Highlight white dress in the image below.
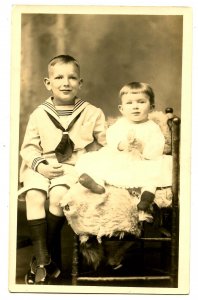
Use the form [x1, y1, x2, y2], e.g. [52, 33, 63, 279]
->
[75, 118, 172, 189]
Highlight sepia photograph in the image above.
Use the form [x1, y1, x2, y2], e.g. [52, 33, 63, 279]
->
[8, 5, 192, 294]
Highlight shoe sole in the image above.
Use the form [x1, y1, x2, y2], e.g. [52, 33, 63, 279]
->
[25, 272, 35, 284]
[25, 261, 61, 284]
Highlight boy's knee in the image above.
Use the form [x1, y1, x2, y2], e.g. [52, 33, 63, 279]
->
[25, 190, 46, 212]
[26, 189, 46, 202]
[49, 186, 68, 206]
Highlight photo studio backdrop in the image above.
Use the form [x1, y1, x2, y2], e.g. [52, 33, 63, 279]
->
[19, 13, 183, 146]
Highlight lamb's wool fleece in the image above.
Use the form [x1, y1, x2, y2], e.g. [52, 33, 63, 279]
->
[61, 183, 142, 243]
[155, 187, 172, 208]
[148, 111, 172, 154]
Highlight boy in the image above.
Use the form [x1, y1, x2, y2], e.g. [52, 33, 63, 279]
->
[18, 55, 106, 284]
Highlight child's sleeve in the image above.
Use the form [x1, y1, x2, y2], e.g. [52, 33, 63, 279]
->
[143, 124, 165, 160]
[20, 113, 47, 171]
[92, 109, 107, 146]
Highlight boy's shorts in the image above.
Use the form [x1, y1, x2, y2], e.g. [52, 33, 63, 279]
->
[18, 164, 78, 200]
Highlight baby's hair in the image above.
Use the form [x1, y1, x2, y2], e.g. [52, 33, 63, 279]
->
[48, 54, 80, 74]
[119, 82, 155, 106]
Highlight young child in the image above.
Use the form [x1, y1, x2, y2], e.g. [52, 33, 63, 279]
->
[18, 54, 106, 284]
[76, 82, 172, 212]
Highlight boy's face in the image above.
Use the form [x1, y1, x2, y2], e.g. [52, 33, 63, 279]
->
[44, 62, 83, 105]
[118, 92, 152, 123]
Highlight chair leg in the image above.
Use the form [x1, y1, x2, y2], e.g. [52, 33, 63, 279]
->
[170, 206, 179, 287]
[72, 234, 79, 285]
[170, 117, 180, 287]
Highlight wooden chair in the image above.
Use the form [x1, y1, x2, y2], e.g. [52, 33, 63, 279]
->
[71, 108, 180, 287]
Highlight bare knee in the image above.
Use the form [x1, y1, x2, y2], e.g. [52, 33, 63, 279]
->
[49, 186, 68, 206]
[26, 189, 46, 204]
[26, 189, 46, 220]
[49, 186, 68, 216]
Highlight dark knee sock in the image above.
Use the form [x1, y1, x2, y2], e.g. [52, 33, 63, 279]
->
[28, 218, 50, 266]
[47, 211, 65, 269]
[137, 191, 155, 211]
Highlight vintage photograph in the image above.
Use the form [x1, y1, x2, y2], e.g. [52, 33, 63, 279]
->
[9, 5, 192, 294]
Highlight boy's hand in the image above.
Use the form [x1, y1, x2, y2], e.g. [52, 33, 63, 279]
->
[37, 163, 64, 179]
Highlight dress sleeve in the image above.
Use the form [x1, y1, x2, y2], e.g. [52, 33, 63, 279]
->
[143, 123, 165, 159]
[20, 112, 47, 170]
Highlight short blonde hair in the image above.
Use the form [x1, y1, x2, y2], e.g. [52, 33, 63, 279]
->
[119, 82, 155, 106]
[48, 54, 80, 75]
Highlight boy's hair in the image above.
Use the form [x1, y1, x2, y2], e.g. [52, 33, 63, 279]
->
[119, 82, 155, 106]
[48, 54, 80, 74]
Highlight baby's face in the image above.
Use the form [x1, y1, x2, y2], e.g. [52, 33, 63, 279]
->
[118, 93, 152, 123]
[45, 62, 82, 105]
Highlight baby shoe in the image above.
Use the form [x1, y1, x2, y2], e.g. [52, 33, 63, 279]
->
[79, 173, 105, 194]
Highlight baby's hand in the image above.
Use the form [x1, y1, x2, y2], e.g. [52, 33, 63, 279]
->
[117, 128, 134, 151]
[126, 129, 136, 151]
[118, 138, 143, 154]
[118, 139, 134, 152]
[37, 163, 64, 179]
[131, 138, 143, 153]
[127, 129, 135, 143]
[118, 139, 129, 151]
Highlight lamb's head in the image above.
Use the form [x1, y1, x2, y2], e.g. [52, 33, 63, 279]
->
[60, 193, 80, 218]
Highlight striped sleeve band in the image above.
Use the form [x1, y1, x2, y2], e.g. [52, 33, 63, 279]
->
[31, 157, 48, 171]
